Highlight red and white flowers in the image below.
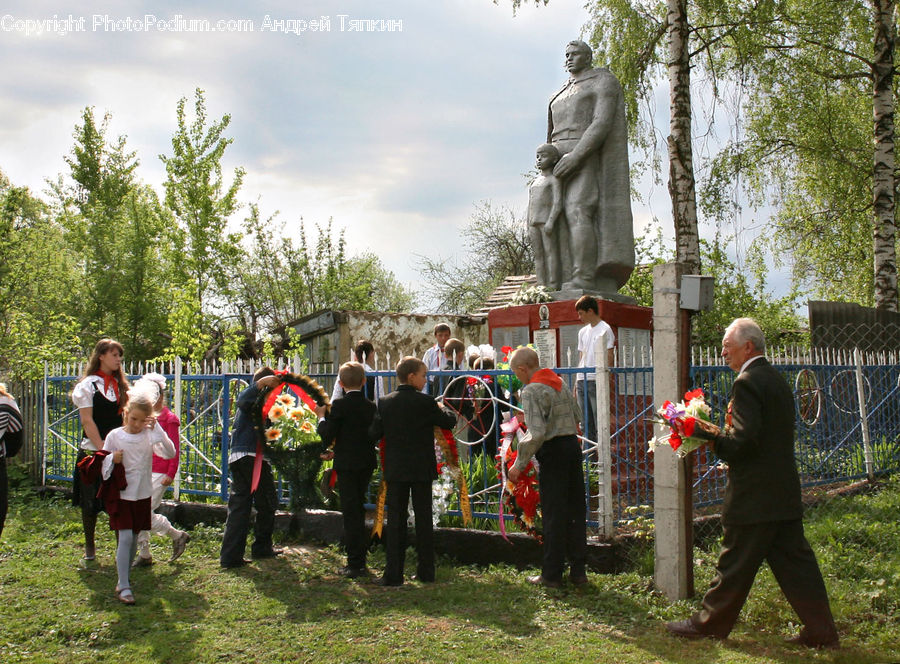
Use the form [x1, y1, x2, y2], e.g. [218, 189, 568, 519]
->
[648, 388, 718, 457]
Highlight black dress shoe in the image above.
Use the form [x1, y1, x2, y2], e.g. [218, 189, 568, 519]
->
[339, 566, 369, 578]
[570, 574, 589, 587]
[220, 558, 251, 569]
[785, 632, 839, 649]
[411, 574, 435, 583]
[252, 547, 283, 560]
[665, 619, 718, 640]
[378, 576, 403, 587]
[527, 574, 562, 588]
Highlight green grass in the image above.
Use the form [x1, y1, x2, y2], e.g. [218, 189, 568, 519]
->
[1, 481, 898, 664]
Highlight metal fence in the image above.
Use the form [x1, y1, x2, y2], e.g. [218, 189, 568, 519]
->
[22, 346, 900, 550]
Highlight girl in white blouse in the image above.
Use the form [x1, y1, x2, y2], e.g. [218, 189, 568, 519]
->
[101, 384, 175, 605]
[71, 338, 129, 563]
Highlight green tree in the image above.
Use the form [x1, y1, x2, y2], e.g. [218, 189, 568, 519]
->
[53, 107, 174, 360]
[0, 172, 81, 377]
[416, 201, 533, 313]
[622, 221, 802, 344]
[54, 107, 140, 342]
[117, 186, 173, 359]
[691, 237, 804, 347]
[160, 88, 245, 313]
[703, 0, 898, 310]
[872, 0, 897, 310]
[233, 208, 417, 343]
[620, 222, 672, 305]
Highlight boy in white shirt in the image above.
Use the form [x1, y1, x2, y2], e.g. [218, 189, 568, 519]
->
[574, 295, 614, 446]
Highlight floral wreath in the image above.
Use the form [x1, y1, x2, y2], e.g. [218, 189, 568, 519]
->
[248, 370, 331, 493]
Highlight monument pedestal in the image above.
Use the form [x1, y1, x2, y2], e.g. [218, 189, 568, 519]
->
[488, 297, 654, 512]
[551, 288, 637, 306]
[487, 298, 651, 368]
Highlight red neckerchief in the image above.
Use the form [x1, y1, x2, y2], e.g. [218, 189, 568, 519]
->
[530, 368, 562, 391]
[96, 371, 120, 403]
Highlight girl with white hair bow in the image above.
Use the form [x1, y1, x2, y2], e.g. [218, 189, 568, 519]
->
[130, 373, 191, 567]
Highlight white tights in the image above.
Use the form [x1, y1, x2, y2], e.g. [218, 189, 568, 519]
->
[116, 529, 138, 591]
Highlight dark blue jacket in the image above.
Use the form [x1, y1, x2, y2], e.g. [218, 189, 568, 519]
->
[229, 383, 262, 455]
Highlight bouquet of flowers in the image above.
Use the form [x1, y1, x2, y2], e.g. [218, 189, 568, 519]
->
[430, 463, 457, 526]
[648, 388, 719, 457]
[264, 392, 320, 452]
[496, 344, 535, 397]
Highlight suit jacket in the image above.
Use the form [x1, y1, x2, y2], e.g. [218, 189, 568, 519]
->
[369, 384, 457, 483]
[317, 391, 378, 472]
[712, 357, 803, 525]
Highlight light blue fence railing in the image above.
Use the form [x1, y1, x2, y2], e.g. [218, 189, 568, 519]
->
[42, 357, 900, 529]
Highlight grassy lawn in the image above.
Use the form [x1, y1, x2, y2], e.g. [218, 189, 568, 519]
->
[1, 481, 898, 664]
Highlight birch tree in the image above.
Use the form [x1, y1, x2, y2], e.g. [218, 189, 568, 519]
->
[706, 0, 898, 310]
[666, 0, 700, 274]
[872, 0, 897, 311]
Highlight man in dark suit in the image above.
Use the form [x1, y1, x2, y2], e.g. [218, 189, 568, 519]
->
[369, 357, 457, 586]
[666, 318, 839, 649]
[317, 362, 378, 578]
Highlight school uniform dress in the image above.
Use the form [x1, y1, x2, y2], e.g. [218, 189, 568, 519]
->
[101, 423, 175, 531]
[71, 375, 123, 513]
[690, 356, 838, 644]
[369, 384, 457, 584]
[317, 390, 378, 570]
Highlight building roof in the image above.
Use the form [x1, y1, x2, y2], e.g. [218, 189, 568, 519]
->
[473, 275, 537, 316]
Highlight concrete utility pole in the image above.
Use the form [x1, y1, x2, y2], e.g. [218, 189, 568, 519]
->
[652, 262, 694, 600]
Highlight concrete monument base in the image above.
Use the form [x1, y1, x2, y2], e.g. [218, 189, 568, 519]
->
[551, 288, 637, 306]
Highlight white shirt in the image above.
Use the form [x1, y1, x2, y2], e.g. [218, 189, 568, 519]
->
[71, 375, 117, 408]
[331, 362, 384, 403]
[101, 422, 175, 501]
[422, 344, 443, 372]
[72, 375, 119, 451]
[577, 320, 614, 381]
[739, 354, 765, 374]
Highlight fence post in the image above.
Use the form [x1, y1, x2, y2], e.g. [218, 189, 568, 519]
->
[173, 356, 183, 500]
[42, 361, 48, 487]
[854, 348, 874, 480]
[220, 360, 231, 501]
[594, 335, 614, 537]
[652, 262, 694, 601]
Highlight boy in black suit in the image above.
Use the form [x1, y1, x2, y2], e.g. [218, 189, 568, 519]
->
[369, 357, 457, 586]
[317, 362, 378, 578]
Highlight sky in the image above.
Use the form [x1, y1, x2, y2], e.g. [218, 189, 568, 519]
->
[1, 0, 763, 312]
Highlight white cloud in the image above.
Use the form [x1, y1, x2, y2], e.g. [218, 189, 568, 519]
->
[9, 0, 769, 305]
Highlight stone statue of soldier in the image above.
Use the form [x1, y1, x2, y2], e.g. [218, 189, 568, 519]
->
[545, 39, 635, 294]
